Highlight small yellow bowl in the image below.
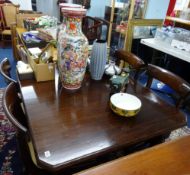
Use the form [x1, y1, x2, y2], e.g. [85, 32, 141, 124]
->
[110, 93, 141, 117]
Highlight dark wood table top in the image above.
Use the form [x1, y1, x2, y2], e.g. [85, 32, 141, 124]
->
[76, 135, 190, 175]
[18, 73, 186, 172]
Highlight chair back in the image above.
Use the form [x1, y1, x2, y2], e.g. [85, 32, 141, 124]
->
[115, 50, 146, 80]
[82, 16, 103, 44]
[2, 82, 40, 173]
[146, 64, 190, 108]
[0, 58, 17, 85]
[95, 17, 109, 41]
[3, 82, 28, 134]
[1, 3, 19, 29]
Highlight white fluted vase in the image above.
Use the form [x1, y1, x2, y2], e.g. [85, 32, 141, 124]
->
[90, 40, 107, 80]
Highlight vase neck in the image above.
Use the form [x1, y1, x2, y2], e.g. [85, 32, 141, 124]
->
[65, 16, 83, 35]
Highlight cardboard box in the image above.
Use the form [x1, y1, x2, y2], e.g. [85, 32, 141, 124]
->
[16, 13, 43, 28]
[28, 55, 55, 82]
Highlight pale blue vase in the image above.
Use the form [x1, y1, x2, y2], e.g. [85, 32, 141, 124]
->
[90, 39, 107, 80]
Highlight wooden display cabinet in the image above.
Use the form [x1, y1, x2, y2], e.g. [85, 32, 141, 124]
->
[107, 0, 148, 53]
[106, 0, 169, 53]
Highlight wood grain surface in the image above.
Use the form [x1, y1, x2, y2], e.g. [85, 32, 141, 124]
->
[18, 73, 186, 172]
[76, 135, 190, 175]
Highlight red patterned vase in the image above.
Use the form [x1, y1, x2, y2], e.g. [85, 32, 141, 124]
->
[57, 8, 89, 90]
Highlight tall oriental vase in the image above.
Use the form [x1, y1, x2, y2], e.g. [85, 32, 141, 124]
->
[57, 8, 89, 90]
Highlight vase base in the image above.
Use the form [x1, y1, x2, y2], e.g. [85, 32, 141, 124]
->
[91, 76, 102, 80]
[62, 83, 81, 90]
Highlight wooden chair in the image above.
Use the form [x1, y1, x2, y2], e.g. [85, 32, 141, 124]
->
[115, 49, 146, 80]
[95, 17, 109, 41]
[2, 82, 45, 175]
[146, 64, 190, 109]
[0, 3, 19, 47]
[82, 16, 103, 44]
[0, 57, 17, 84]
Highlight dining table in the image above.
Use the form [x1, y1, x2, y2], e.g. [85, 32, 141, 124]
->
[18, 71, 187, 174]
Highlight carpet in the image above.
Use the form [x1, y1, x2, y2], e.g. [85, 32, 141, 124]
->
[166, 126, 190, 142]
[0, 89, 23, 175]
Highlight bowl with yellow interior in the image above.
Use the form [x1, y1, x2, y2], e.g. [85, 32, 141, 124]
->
[110, 93, 141, 117]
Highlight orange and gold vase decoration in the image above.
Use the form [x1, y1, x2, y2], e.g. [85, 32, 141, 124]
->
[57, 8, 89, 90]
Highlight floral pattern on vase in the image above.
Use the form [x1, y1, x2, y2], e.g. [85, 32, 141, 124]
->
[57, 8, 89, 90]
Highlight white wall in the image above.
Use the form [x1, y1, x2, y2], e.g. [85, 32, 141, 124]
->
[145, 0, 170, 19]
[36, 0, 110, 19]
[36, 0, 59, 18]
[11, 0, 32, 10]
[175, 0, 189, 10]
[86, 0, 111, 17]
